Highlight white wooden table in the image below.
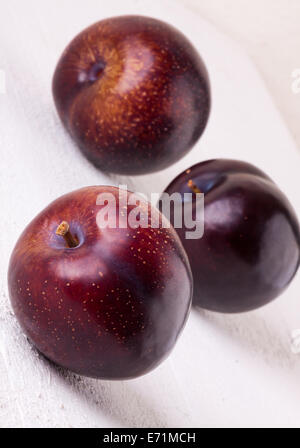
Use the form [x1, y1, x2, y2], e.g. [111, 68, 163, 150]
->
[1, 0, 300, 428]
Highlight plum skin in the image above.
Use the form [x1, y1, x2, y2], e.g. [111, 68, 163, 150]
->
[160, 159, 300, 313]
[52, 15, 210, 175]
[8, 186, 192, 379]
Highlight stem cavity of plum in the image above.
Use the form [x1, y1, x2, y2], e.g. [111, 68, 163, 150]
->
[187, 179, 201, 194]
[56, 221, 78, 248]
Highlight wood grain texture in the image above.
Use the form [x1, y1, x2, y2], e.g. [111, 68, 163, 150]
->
[1, 0, 300, 428]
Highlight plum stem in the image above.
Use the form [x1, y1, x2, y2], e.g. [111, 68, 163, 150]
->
[56, 221, 78, 248]
[187, 180, 201, 194]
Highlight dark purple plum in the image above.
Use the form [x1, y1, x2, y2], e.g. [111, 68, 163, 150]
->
[8, 186, 192, 379]
[160, 159, 300, 313]
[52, 15, 210, 175]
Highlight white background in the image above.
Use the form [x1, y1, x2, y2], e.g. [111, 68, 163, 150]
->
[182, 0, 300, 149]
[1, 0, 300, 428]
